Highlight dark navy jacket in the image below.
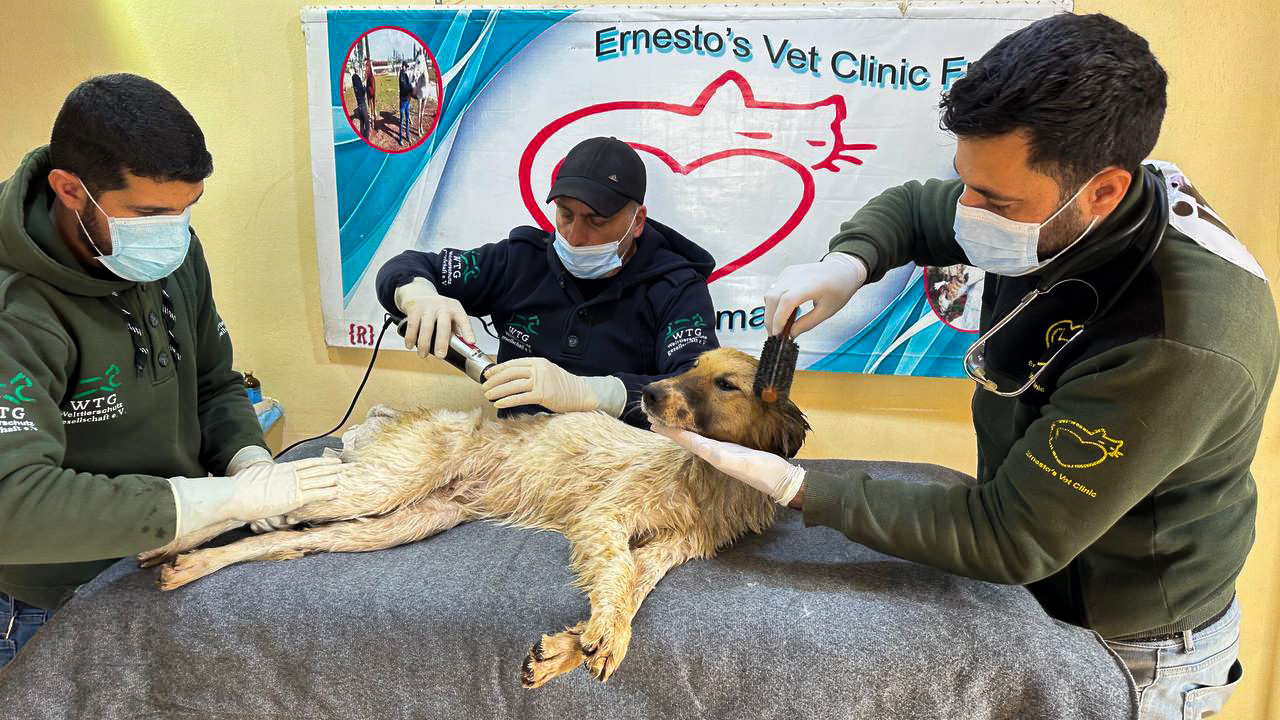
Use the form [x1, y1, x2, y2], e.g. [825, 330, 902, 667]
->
[375, 219, 719, 428]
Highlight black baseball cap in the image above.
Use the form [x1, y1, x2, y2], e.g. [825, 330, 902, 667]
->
[546, 136, 646, 217]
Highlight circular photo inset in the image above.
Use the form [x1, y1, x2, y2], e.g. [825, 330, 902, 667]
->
[923, 264, 983, 332]
[341, 26, 442, 153]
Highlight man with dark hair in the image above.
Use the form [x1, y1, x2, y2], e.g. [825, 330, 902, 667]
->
[376, 136, 718, 429]
[655, 14, 1275, 717]
[397, 62, 413, 146]
[0, 74, 344, 668]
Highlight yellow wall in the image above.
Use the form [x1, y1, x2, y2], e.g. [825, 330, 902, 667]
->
[1, 1, 1276, 716]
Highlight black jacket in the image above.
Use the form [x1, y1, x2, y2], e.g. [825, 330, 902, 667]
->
[376, 219, 719, 427]
[398, 71, 412, 103]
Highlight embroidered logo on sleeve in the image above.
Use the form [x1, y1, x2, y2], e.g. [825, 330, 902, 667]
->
[1024, 419, 1124, 499]
[2, 372, 35, 404]
[663, 314, 709, 357]
[441, 249, 481, 286]
[1049, 419, 1124, 469]
[0, 372, 38, 433]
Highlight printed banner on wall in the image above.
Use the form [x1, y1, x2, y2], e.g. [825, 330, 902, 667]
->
[301, 2, 1069, 376]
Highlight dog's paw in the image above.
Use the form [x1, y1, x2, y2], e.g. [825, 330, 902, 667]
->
[156, 551, 219, 591]
[137, 545, 179, 569]
[580, 619, 631, 683]
[521, 625, 585, 689]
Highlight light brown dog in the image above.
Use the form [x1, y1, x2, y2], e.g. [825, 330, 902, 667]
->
[141, 347, 808, 687]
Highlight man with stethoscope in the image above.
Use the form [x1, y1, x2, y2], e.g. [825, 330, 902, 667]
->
[654, 13, 1277, 720]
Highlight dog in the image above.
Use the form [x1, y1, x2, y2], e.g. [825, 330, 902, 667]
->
[140, 347, 809, 687]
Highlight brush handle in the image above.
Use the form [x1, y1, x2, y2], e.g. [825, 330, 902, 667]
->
[780, 309, 797, 339]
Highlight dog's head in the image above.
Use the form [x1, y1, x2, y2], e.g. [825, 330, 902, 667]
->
[641, 347, 810, 458]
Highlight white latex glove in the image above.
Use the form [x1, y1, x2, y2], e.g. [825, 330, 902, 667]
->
[763, 252, 869, 336]
[223, 446, 292, 533]
[481, 357, 627, 416]
[168, 457, 343, 537]
[651, 424, 805, 506]
[225, 445, 273, 475]
[394, 277, 475, 358]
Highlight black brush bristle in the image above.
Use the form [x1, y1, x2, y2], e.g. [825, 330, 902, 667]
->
[754, 335, 800, 401]
[754, 335, 782, 397]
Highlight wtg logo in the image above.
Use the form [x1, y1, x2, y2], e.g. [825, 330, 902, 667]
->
[664, 313, 707, 340]
[72, 363, 121, 399]
[0, 371, 38, 433]
[63, 363, 128, 426]
[503, 314, 540, 353]
[442, 249, 481, 287]
[664, 314, 710, 357]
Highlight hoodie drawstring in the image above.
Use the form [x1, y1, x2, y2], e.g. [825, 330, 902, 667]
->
[160, 283, 182, 364]
[106, 282, 181, 377]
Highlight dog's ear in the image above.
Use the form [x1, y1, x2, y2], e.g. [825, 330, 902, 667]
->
[758, 399, 811, 458]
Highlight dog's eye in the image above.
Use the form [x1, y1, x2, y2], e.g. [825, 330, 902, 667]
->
[715, 378, 738, 392]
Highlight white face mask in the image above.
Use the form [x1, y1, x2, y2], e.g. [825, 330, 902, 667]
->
[953, 178, 1099, 277]
[553, 207, 639, 279]
[75, 184, 192, 283]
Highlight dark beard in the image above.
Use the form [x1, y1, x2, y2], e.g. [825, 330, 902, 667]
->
[1036, 203, 1093, 259]
[77, 204, 112, 258]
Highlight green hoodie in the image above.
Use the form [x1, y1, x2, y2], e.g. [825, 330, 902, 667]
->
[803, 163, 1278, 640]
[0, 146, 267, 609]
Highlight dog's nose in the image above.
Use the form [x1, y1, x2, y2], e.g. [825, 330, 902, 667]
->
[642, 384, 666, 406]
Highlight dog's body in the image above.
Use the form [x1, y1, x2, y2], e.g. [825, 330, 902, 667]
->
[144, 349, 807, 687]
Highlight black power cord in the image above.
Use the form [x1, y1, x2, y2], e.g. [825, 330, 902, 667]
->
[273, 314, 396, 459]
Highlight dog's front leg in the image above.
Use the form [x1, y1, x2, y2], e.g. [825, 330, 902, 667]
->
[137, 519, 244, 568]
[157, 496, 467, 590]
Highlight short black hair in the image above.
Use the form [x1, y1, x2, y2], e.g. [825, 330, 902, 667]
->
[50, 73, 213, 195]
[940, 13, 1167, 195]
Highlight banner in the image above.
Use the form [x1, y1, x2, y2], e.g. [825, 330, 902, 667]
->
[302, 2, 1069, 376]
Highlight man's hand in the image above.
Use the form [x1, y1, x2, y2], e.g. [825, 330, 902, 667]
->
[651, 424, 805, 507]
[225, 447, 293, 533]
[764, 253, 869, 337]
[169, 457, 344, 537]
[395, 277, 475, 359]
[481, 357, 626, 416]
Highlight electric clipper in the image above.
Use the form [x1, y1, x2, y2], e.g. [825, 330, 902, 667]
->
[397, 318, 496, 383]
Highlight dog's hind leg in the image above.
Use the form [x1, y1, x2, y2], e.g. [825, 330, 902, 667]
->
[157, 496, 467, 591]
[521, 535, 696, 689]
[627, 533, 698, 618]
[521, 622, 586, 689]
[558, 519, 641, 683]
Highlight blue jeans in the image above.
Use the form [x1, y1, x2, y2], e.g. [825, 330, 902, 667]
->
[0, 591, 51, 670]
[399, 100, 411, 143]
[1105, 597, 1243, 720]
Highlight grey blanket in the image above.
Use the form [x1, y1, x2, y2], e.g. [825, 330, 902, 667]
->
[0, 447, 1136, 719]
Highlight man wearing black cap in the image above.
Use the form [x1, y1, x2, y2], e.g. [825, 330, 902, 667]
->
[375, 136, 718, 428]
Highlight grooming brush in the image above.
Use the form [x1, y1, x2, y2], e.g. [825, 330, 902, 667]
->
[754, 309, 799, 403]
[397, 318, 496, 383]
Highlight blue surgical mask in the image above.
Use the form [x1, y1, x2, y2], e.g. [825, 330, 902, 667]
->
[553, 207, 639, 279]
[953, 178, 1099, 277]
[75, 184, 192, 282]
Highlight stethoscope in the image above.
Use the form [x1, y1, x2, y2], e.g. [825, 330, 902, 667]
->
[964, 169, 1169, 397]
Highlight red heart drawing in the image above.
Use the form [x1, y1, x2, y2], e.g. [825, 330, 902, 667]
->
[518, 71, 875, 283]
